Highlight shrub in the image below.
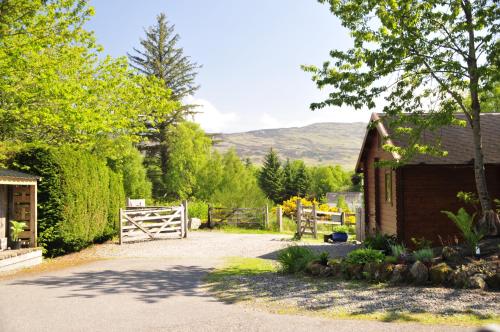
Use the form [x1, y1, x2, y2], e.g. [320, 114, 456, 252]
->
[411, 237, 432, 250]
[413, 248, 434, 263]
[277, 245, 317, 274]
[332, 225, 350, 233]
[442, 208, 484, 253]
[384, 255, 398, 264]
[345, 248, 384, 265]
[390, 244, 407, 258]
[318, 252, 329, 266]
[364, 233, 396, 253]
[12, 145, 125, 256]
[188, 201, 208, 221]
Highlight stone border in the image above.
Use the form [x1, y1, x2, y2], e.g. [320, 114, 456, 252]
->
[0, 249, 43, 272]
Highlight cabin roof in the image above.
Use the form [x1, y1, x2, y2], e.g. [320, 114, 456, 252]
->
[356, 112, 500, 172]
[0, 169, 39, 182]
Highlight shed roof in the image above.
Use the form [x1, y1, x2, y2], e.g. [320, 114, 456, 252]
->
[0, 169, 39, 182]
[356, 113, 500, 172]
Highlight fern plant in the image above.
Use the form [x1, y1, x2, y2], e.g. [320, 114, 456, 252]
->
[442, 208, 484, 254]
[10, 220, 26, 242]
[413, 248, 434, 263]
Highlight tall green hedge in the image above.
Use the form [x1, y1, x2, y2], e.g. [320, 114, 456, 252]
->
[12, 146, 125, 256]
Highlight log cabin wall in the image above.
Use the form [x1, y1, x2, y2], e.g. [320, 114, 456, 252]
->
[0, 185, 7, 248]
[400, 164, 500, 246]
[363, 131, 398, 237]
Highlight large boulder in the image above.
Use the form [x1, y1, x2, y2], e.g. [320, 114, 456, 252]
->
[468, 274, 488, 290]
[328, 259, 343, 278]
[345, 263, 364, 280]
[429, 263, 453, 285]
[375, 263, 395, 282]
[306, 261, 324, 276]
[390, 264, 409, 284]
[362, 262, 379, 281]
[410, 261, 429, 285]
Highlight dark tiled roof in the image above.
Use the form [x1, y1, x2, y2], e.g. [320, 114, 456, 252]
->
[387, 113, 500, 165]
[0, 169, 39, 180]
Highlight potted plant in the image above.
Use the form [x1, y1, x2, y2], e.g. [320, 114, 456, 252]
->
[331, 225, 349, 242]
[10, 220, 26, 250]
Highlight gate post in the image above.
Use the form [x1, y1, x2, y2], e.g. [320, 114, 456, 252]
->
[264, 204, 269, 229]
[119, 208, 123, 245]
[182, 200, 188, 238]
[312, 203, 318, 239]
[277, 206, 283, 232]
[208, 204, 212, 228]
[295, 199, 302, 239]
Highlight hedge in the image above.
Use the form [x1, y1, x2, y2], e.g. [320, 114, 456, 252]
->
[12, 146, 125, 256]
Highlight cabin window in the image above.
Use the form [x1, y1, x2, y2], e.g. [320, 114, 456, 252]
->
[385, 171, 392, 204]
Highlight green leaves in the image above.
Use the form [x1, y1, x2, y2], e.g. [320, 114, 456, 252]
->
[442, 208, 484, 253]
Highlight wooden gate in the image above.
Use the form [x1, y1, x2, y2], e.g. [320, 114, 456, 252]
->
[119, 205, 187, 244]
[208, 206, 268, 229]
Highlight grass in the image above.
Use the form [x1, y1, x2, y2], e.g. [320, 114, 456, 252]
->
[204, 257, 500, 327]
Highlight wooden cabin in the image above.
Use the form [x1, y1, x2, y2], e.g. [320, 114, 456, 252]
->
[0, 170, 38, 250]
[356, 113, 500, 245]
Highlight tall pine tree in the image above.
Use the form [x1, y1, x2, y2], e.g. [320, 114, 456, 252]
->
[128, 13, 201, 197]
[258, 149, 284, 203]
[293, 160, 310, 197]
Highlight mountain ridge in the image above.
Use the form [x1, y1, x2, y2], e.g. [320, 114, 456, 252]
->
[212, 122, 367, 170]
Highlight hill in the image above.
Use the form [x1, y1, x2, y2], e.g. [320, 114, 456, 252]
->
[212, 122, 367, 170]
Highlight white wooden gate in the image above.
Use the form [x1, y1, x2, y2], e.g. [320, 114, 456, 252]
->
[119, 205, 187, 244]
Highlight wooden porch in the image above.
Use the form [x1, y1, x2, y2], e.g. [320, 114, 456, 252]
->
[0, 169, 38, 250]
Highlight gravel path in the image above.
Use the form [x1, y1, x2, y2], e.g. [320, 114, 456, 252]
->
[0, 232, 492, 331]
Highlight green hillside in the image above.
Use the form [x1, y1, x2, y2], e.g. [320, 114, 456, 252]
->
[213, 122, 367, 170]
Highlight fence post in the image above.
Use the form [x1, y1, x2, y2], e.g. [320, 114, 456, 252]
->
[208, 204, 212, 228]
[182, 200, 188, 238]
[296, 199, 302, 239]
[119, 208, 123, 245]
[277, 206, 283, 233]
[264, 204, 269, 229]
[312, 203, 318, 239]
[340, 211, 345, 226]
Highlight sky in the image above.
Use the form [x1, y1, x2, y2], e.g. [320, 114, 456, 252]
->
[86, 0, 373, 133]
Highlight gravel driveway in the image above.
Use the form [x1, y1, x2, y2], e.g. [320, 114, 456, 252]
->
[0, 232, 489, 332]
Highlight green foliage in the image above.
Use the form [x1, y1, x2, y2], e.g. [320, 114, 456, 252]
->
[318, 252, 329, 266]
[12, 146, 124, 256]
[163, 122, 211, 199]
[384, 255, 398, 264]
[364, 233, 396, 254]
[9, 220, 26, 242]
[442, 208, 484, 253]
[277, 245, 317, 274]
[188, 201, 209, 221]
[411, 237, 433, 250]
[336, 195, 349, 211]
[258, 149, 284, 203]
[332, 225, 350, 233]
[413, 248, 434, 263]
[390, 244, 407, 258]
[309, 165, 351, 199]
[345, 248, 384, 265]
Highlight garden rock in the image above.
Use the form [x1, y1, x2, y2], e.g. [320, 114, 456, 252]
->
[442, 246, 462, 264]
[345, 263, 363, 280]
[190, 218, 201, 230]
[410, 261, 429, 285]
[306, 262, 324, 276]
[468, 274, 487, 290]
[375, 263, 394, 282]
[485, 271, 500, 290]
[390, 264, 408, 284]
[429, 263, 453, 285]
[362, 262, 379, 280]
[327, 259, 343, 278]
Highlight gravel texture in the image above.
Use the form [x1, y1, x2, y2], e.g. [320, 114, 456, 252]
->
[209, 273, 500, 316]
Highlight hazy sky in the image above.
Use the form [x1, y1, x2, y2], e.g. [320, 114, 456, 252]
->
[87, 0, 373, 133]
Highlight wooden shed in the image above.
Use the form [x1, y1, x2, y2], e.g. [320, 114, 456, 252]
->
[0, 169, 38, 250]
[356, 113, 500, 245]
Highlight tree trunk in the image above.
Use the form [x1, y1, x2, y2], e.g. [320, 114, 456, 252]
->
[463, 0, 500, 235]
[159, 125, 170, 198]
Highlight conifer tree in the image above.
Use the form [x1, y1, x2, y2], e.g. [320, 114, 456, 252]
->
[293, 161, 310, 197]
[128, 13, 201, 197]
[258, 149, 284, 203]
[282, 159, 295, 199]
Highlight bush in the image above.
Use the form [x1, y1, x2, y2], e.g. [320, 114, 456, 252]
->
[411, 237, 432, 250]
[12, 145, 125, 256]
[345, 248, 384, 265]
[364, 233, 396, 253]
[188, 201, 208, 221]
[442, 208, 484, 253]
[277, 245, 317, 274]
[413, 248, 434, 263]
[332, 225, 350, 233]
[390, 244, 407, 258]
